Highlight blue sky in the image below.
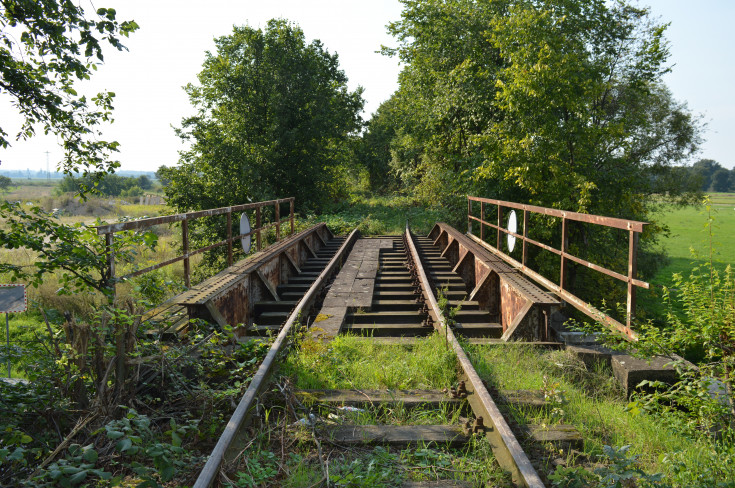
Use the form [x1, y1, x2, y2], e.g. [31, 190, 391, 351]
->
[0, 0, 732, 172]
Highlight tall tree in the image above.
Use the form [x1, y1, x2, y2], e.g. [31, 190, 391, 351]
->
[711, 168, 733, 192]
[163, 19, 364, 215]
[378, 0, 702, 304]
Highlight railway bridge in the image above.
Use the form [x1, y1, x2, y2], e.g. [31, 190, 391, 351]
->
[93, 196, 673, 487]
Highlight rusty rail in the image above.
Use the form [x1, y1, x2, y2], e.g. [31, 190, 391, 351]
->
[404, 224, 544, 487]
[96, 198, 295, 294]
[467, 196, 648, 339]
[192, 228, 359, 488]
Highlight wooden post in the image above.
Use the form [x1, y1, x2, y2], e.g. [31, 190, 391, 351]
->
[290, 199, 294, 235]
[627, 230, 638, 329]
[560, 217, 568, 292]
[522, 210, 528, 267]
[256, 207, 262, 251]
[275, 202, 281, 241]
[227, 209, 233, 266]
[480, 202, 484, 241]
[182, 218, 190, 288]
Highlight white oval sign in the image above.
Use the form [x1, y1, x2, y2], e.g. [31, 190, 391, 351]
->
[507, 210, 517, 252]
[240, 213, 251, 254]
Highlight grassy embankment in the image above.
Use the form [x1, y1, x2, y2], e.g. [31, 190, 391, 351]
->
[467, 343, 735, 486]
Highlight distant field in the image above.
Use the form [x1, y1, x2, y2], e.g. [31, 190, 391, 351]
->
[638, 192, 735, 318]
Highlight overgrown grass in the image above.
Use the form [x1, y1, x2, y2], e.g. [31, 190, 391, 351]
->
[313, 193, 460, 236]
[282, 332, 458, 390]
[466, 343, 735, 486]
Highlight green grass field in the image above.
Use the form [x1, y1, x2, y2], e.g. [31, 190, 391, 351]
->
[638, 193, 735, 318]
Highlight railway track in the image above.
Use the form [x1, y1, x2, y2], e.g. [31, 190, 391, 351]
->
[192, 226, 563, 487]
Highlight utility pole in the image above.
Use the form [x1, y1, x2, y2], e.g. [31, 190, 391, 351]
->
[45, 150, 50, 180]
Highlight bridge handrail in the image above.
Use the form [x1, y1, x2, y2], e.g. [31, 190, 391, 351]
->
[97, 198, 295, 292]
[467, 196, 648, 339]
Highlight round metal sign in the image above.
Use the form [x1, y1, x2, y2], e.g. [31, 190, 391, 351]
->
[507, 210, 517, 252]
[240, 213, 252, 254]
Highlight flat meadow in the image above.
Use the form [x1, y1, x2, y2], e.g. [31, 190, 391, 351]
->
[637, 193, 735, 317]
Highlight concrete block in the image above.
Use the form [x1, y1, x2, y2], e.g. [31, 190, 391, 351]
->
[611, 354, 679, 397]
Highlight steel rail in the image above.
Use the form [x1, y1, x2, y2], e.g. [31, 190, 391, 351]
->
[404, 225, 545, 488]
[192, 228, 359, 488]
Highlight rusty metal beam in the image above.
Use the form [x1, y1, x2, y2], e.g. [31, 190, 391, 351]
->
[95, 198, 294, 234]
[193, 228, 359, 488]
[404, 225, 544, 488]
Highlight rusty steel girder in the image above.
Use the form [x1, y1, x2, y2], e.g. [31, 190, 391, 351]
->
[428, 222, 560, 342]
[175, 223, 332, 333]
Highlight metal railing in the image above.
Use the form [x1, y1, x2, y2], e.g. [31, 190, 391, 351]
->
[96, 198, 295, 294]
[467, 196, 649, 339]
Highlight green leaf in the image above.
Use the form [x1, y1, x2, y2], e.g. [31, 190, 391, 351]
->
[82, 448, 98, 463]
[116, 438, 132, 452]
[106, 430, 124, 440]
[69, 470, 88, 484]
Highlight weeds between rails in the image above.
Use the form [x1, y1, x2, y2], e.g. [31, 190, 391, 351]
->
[228, 332, 511, 487]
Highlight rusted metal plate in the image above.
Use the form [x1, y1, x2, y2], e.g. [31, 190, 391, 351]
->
[211, 277, 250, 326]
[501, 281, 527, 333]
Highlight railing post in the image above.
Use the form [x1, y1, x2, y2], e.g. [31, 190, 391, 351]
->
[256, 206, 262, 251]
[480, 201, 484, 241]
[560, 216, 568, 292]
[522, 210, 528, 267]
[105, 232, 116, 302]
[227, 209, 233, 266]
[275, 202, 281, 241]
[290, 199, 294, 235]
[182, 218, 190, 288]
[467, 198, 472, 235]
[496, 205, 503, 250]
[627, 230, 638, 329]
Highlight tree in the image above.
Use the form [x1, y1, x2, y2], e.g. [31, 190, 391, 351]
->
[0, 174, 11, 193]
[162, 19, 364, 216]
[1, 1, 138, 185]
[379, 0, 702, 303]
[691, 159, 723, 191]
[712, 168, 733, 193]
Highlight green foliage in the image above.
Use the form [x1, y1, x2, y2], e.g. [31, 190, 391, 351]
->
[230, 450, 280, 487]
[0, 201, 157, 295]
[689, 159, 735, 192]
[30, 443, 111, 488]
[163, 18, 363, 216]
[377, 0, 702, 302]
[0, 0, 138, 184]
[55, 174, 152, 198]
[581, 200, 735, 430]
[314, 194, 454, 236]
[550, 445, 666, 488]
[0, 175, 12, 192]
